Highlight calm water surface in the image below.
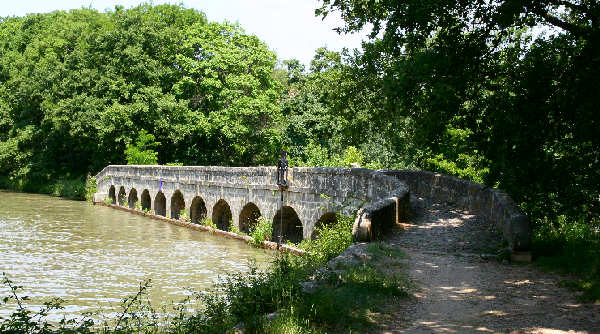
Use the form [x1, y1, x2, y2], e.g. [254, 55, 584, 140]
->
[0, 191, 273, 318]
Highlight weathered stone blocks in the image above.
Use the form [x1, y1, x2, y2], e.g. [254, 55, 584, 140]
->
[382, 170, 531, 252]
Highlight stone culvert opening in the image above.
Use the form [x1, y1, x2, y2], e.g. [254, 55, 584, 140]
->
[273, 206, 303, 244]
[141, 190, 151, 211]
[170, 190, 185, 220]
[212, 199, 232, 231]
[190, 196, 207, 224]
[312, 212, 337, 239]
[239, 202, 261, 234]
[118, 186, 126, 206]
[128, 189, 138, 209]
[108, 185, 116, 204]
[154, 192, 166, 217]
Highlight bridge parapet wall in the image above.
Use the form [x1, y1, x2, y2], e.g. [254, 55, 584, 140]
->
[382, 170, 531, 251]
[95, 165, 409, 242]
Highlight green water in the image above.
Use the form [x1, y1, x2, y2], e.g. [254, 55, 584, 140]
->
[0, 191, 273, 319]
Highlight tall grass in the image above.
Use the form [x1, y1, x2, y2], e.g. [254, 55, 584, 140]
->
[532, 217, 600, 302]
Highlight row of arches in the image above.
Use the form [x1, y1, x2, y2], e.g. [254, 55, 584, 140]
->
[107, 185, 334, 242]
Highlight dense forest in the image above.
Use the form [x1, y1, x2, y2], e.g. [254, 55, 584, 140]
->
[0, 2, 598, 268]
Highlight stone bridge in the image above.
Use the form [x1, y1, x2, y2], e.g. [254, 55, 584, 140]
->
[94, 165, 409, 243]
[93, 165, 530, 252]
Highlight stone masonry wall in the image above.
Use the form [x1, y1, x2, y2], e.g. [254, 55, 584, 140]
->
[382, 170, 531, 251]
[95, 165, 410, 241]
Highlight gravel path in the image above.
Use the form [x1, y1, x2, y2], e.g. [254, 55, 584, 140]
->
[376, 198, 600, 334]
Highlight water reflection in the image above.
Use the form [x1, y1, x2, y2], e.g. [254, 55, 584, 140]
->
[0, 191, 273, 318]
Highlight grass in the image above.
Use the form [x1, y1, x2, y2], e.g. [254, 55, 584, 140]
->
[532, 217, 600, 302]
[199, 217, 217, 229]
[366, 242, 407, 261]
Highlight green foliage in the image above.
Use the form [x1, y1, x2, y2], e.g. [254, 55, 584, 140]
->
[366, 242, 407, 261]
[124, 130, 159, 165]
[229, 221, 245, 236]
[250, 217, 273, 246]
[0, 4, 282, 190]
[39, 178, 87, 200]
[299, 215, 354, 264]
[314, 0, 600, 294]
[533, 218, 600, 302]
[178, 209, 190, 222]
[85, 175, 97, 201]
[200, 217, 217, 229]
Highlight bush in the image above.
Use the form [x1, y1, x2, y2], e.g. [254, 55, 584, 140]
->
[299, 215, 354, 264]
[200, 218, 217, 229]
[250, 217, 273, 246]
[179, 209, 190, 222]
[533, 217, 600, 302]
[124, 130, 159, 166]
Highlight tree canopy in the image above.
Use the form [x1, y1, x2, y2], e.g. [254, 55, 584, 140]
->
[316, 0, 599, 227]
[0, 4, 281, 190]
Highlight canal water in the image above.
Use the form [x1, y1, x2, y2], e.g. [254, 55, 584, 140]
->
[0, 191, 273, 319]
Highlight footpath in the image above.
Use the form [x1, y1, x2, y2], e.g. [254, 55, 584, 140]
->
[374, 198, 600, 334]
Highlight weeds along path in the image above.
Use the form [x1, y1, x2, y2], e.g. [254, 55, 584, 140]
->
[377, 199, 600, 334]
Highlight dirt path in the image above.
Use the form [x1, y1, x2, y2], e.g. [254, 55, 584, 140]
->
[376, 199, 600, 334]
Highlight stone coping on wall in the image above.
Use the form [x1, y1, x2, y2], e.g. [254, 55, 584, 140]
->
[381, 170, 531, 252]
[95, 165, 412, 247]
[96, 165, 404, 200]
[94, 202, 306, 256]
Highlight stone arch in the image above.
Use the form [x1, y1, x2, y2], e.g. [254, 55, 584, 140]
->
[312, 212, 338, 239]
[239, 202, 261, 234]
[212, 199, 232, 231]
[108, 185, 116, 204]
[128, 188, 138, 209]
[118, 186, 126, 206]
[170, 190, 186, 220]
[154, 192, 166, 216]
[273, 206, 303, 244]
[141, 189, 151, 211]
[190, 196, 207, 224]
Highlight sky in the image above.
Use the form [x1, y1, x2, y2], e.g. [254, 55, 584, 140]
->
[0, 0, 370, 67]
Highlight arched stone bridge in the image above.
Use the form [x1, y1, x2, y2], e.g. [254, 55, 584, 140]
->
[94, 165, 530, 251]
[94, 165, 409, 243]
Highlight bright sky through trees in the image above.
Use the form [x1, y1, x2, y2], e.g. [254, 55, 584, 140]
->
[0, 0, 368, 66]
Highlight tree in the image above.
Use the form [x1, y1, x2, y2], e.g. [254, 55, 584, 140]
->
[316, 0, 600, 224]
[125, 130, 159, 165]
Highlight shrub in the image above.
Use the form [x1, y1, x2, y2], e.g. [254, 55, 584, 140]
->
[201, 218, 217, 229]
[250, 217, 273, 246]
[230, 221, 245, 236]
[179, 209, 190, 222]
[299, 215, 354, 264]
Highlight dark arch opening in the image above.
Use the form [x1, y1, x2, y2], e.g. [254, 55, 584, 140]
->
[170, 190, 186, 220]
[273, 206, 303, 244]
[239, 202, 261, 234]
[212, 199, 232, 231]
[108, 185, 116, 204]
[190, 196, 207, 224]
[118, 186, 126, 206]
[154, 192, 166, 217]
[128, 188, 138, 209]
[141, 190, 151, 211]
[312, 212, 338, 239]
